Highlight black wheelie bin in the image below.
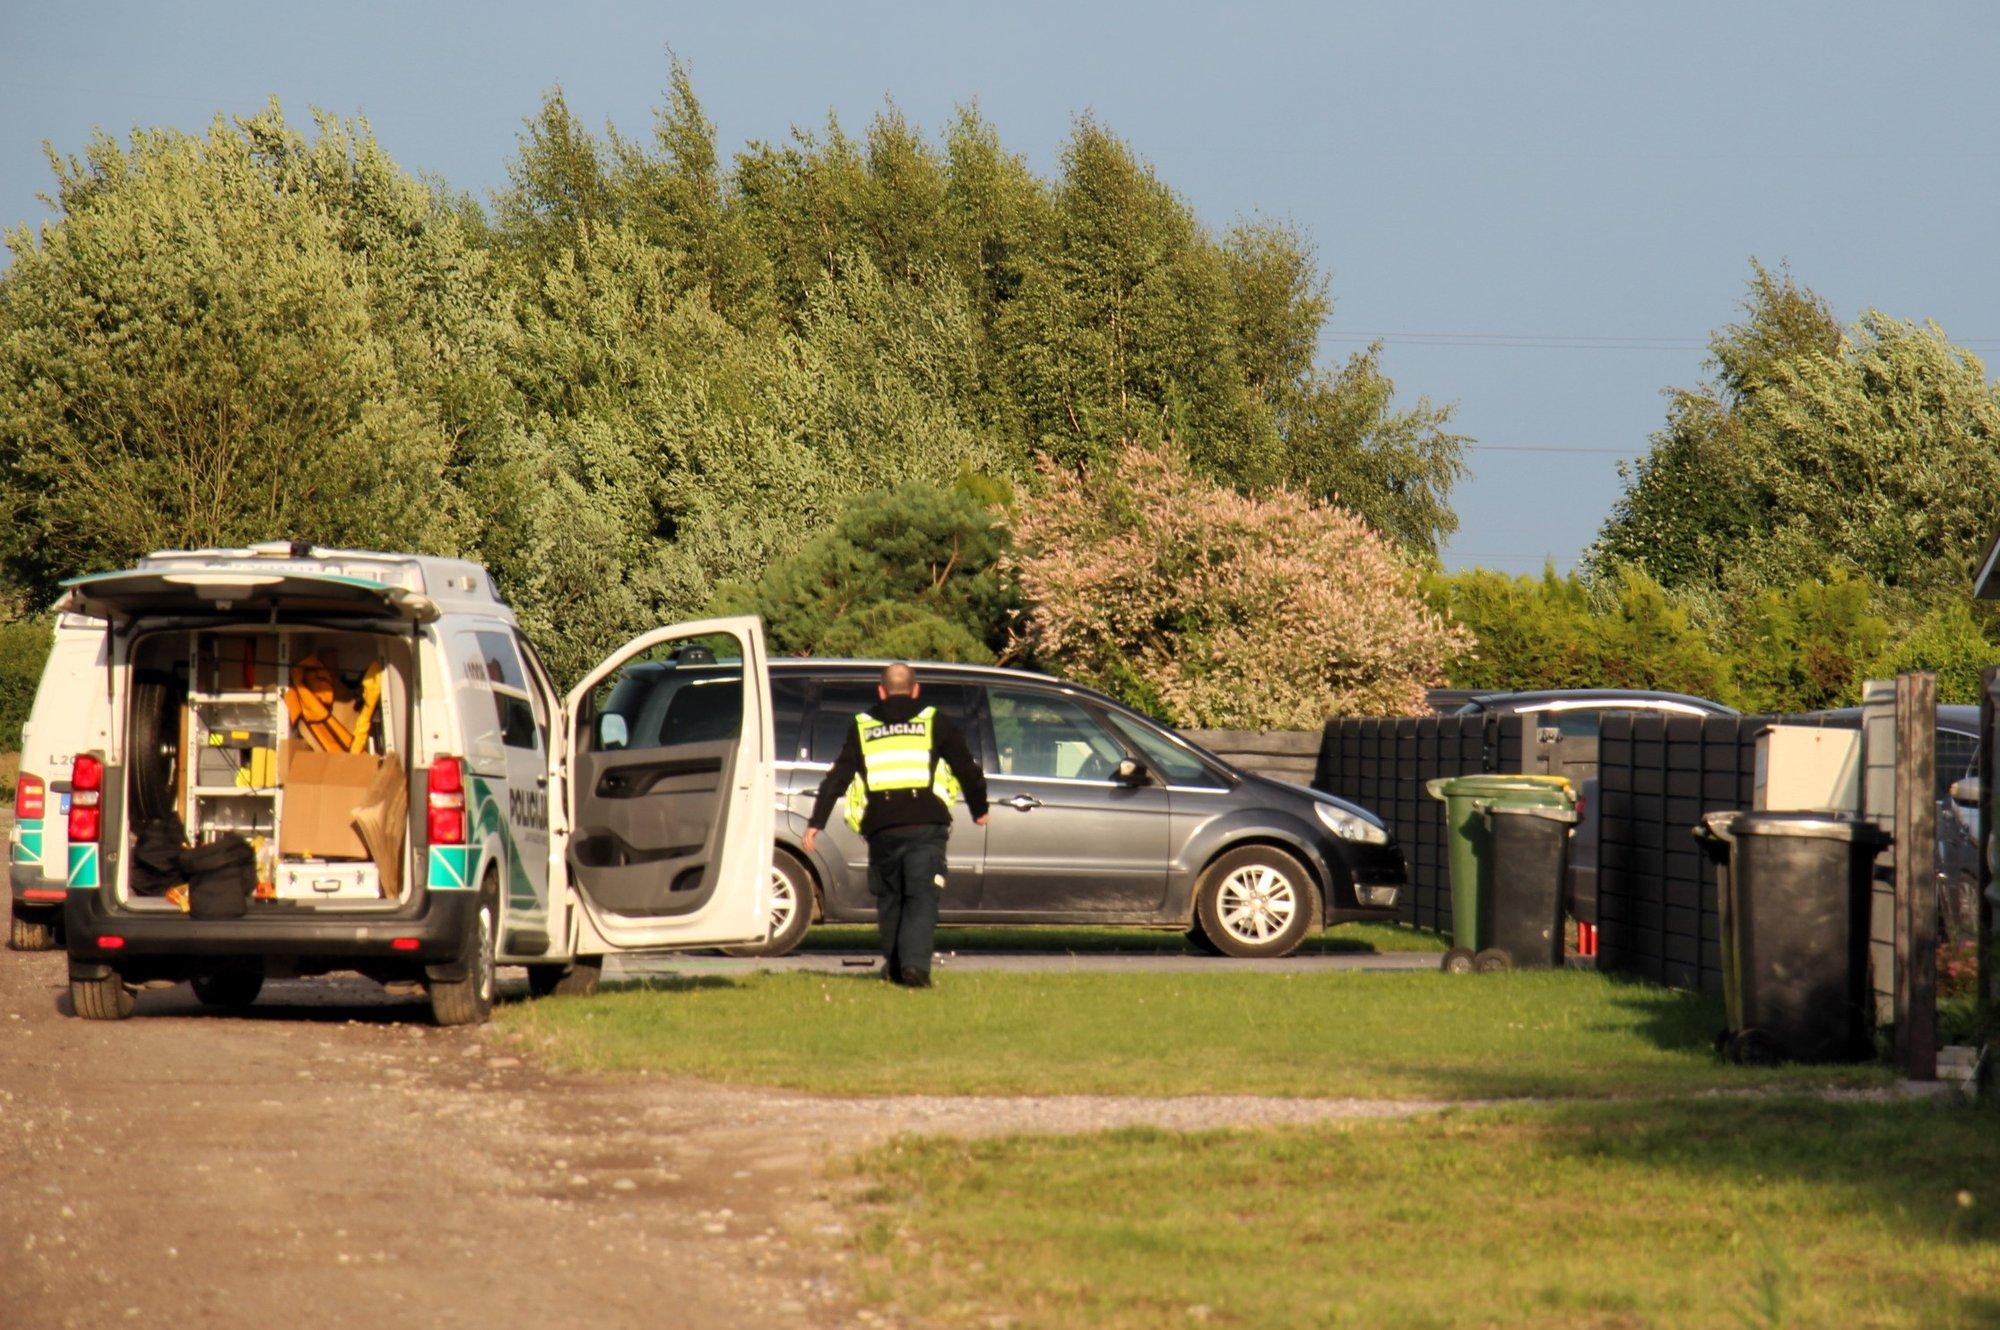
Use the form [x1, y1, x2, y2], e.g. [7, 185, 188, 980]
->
[1694, 810, 1889, 1065]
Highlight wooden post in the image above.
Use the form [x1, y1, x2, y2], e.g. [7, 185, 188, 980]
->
[1894, 672, 1938, 1081]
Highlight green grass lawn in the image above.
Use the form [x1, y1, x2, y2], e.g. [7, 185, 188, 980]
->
[499, 968, 1888, 1099]
[847, 1097, 2000, 1330]
[800, 920, 1446, 955]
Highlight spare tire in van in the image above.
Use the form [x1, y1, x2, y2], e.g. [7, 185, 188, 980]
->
[129, 668, 186, 827]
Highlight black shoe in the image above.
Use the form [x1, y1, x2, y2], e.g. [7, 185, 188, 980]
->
[880, 962, 903, 984]
[899, 968, 932, 989]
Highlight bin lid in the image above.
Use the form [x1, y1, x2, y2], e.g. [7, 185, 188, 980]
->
[1704, 810, 1890, 844]
[1485, 803, 1579, 823]
[1427, 773, 1574, 806]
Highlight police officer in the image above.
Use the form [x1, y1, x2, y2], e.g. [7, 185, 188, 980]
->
[803, 663, 988, 987]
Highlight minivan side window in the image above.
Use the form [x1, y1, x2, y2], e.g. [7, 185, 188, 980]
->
[806, 680, 977, 763]
[988, 686, 1125, 781]
[773, 676, 807, 761]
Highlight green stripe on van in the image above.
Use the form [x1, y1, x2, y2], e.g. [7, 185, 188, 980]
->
[427, 844, 473, 890]
[67, 843, 98, 889]
[13, 822, 42, 867]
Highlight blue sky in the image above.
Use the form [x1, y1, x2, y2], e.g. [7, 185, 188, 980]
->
[5, 1, 1997, 572]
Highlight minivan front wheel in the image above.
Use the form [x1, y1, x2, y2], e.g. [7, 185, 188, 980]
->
[1194, 847, 1319, 959]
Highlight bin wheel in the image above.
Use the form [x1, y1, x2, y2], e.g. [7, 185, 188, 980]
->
[1729, 1029, 1779, 1067]
[1441, 947, 1477, 975]
[1473, 948, 1513, 973]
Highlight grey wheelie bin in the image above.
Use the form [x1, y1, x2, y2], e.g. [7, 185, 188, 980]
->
[1694, 811, 1889, 1065]
[1426, 775, 1574, 973]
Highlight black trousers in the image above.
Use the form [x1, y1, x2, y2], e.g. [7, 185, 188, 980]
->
[867, 824, 950, 979]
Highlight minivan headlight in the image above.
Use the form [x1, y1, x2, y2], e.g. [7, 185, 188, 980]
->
[1315, 801, 1389, 845]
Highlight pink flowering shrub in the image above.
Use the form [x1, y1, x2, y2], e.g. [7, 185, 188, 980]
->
[1007, 443, 1472, 729]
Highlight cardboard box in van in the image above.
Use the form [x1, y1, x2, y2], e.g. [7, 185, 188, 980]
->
[279, 742, 379, 859]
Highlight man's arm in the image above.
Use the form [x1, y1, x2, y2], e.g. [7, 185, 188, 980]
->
[935, 714, 989, 821]
[805, 723, 862, 836]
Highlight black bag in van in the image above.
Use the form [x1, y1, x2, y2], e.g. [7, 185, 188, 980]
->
[179, 836, 255, 920]
[129, 814, 189, 897]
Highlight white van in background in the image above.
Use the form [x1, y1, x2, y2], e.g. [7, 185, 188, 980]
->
[47, 542, 772, 1024]
[8, 614, 109, 950]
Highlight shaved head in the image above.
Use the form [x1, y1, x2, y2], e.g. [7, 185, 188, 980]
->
[879, 662, 917, 696]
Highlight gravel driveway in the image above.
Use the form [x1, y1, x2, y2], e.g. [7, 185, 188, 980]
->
[0, 947, 1454, 1329]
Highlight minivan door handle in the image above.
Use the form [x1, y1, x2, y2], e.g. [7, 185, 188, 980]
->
[1005, 794, 1043, 811]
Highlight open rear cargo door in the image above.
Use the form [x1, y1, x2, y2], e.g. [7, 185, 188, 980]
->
[60, 570, 440, 622]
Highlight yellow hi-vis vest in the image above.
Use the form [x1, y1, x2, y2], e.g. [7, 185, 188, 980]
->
[843, 706, 962, 832]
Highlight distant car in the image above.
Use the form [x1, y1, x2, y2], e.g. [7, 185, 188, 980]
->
[1449, 689, 1741, 929]
[605, 658, 1408, 959]
[1451, 689, 1740, 721]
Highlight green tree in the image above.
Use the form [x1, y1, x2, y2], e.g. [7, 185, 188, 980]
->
[713, 477, 1014, 662]
[0, 105, 509, 606]
[1591, 263, 2000, 602]
[1428, 567, 1731, 702]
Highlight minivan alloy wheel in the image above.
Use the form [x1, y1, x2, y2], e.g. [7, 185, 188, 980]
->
[1216, 865, 1298, 945]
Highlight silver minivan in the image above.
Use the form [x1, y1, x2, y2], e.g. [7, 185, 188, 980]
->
[611, 659, 1409, 959]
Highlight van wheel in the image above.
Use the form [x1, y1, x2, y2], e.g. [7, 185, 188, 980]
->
[72, 970, 135, 1020]
[722, 853, 815, 958]
[1194, 847, 1319, 959]
[429, 886, 498, 1027]
[191, 967, 264, 1009]
[527, 956, 603, 999]
[9, 908, 57, 952]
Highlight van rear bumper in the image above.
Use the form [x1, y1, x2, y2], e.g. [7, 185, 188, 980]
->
[64, 887, 474, 981]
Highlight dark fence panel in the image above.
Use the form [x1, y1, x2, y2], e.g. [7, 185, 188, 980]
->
[1315, 715, 1524, 932]
[1594, 713, 1773, 995]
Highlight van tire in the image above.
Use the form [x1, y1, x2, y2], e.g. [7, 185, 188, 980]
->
[722, 851, 815, 958]
[429, 885, 498, 1027]
[9, 908, 57, 952]
[191, 967, 264, 1009]
[527, 956, 603, 999]
[72, 970, 135, 1020]
[1193, 846, 1320, 959]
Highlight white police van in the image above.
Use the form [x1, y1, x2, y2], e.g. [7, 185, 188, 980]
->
[39, 542, 772, 1024]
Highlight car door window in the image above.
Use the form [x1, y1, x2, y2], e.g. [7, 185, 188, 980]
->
[773, 677, 808, 761]
[988, 687, 1126, 782]
[1099, 710, 1225, 788]
[474, 631, 541, 751]
[1937, 729, 1980, 801]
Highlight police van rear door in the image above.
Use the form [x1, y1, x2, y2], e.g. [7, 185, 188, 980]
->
[555, 617, 773, 952]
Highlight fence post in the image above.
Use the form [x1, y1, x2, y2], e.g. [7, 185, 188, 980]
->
[1981, 669, 1998, 1103]
[1894, 672, 1938, 1081]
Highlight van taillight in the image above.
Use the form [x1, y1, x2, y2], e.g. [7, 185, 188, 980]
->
[15, 774, 44, 821]
[69, 753, 103, 843]
[427, 756, 466, 845]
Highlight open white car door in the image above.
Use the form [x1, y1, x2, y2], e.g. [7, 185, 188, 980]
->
[556, 616, 773, 953]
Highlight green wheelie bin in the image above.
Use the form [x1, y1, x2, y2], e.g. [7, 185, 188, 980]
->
[1425, 774, 1574, 973]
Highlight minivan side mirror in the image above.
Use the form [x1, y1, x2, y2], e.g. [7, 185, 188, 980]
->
[1115, 757, 1152, 786]
[597, 713, 630, 751]
[1950, 776, 1981, 807]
